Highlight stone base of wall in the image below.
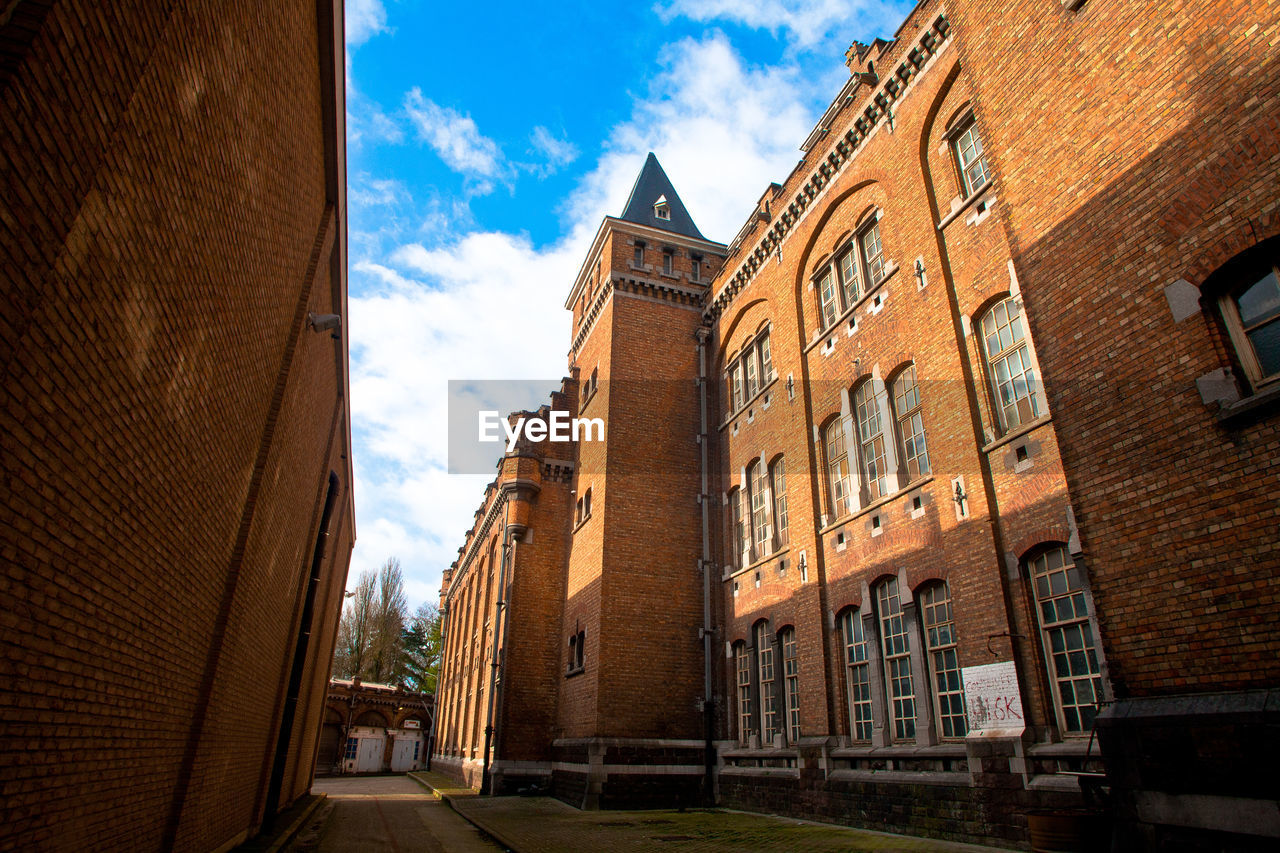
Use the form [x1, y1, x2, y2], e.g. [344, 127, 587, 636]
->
[550, 738, 711, 810]
[430, 754, 484, 790]
[1098, 690, 1280, 851]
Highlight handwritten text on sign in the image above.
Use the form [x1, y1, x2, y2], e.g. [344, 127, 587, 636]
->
[962, 661, 1025, 737]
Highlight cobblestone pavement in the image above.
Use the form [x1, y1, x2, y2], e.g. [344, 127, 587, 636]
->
[292, 775, 505, 852]
[409, 772, 1017, 853]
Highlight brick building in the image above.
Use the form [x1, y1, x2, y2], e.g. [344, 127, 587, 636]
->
[435, 0, 1278, 849]
[0, 1, 354, 851]
[319, 679, 432, 775]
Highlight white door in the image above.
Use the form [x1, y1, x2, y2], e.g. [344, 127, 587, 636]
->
[356, 736, 383, 773]
[390, 737, 417, 772]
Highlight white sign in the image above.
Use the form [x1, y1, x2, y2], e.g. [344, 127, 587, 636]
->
[962, 661, 1025, 737]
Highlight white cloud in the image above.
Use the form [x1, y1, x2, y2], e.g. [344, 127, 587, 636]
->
[345, 0, 389, 47]
[658, 0, 906, 48]
[528, 126, 580, 174]
[404, 89, 507, 188]
[348, 33, 823, 609]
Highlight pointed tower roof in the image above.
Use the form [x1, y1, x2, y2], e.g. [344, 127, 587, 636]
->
[618, 153, 707, 241]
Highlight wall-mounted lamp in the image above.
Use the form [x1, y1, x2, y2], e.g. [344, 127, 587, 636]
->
[953, 480, 968, 507]
[915, 259, 927, 287]
[308, 312, 341, 333]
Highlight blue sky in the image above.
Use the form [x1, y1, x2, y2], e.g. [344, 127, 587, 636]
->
[342, 0, 913, 608]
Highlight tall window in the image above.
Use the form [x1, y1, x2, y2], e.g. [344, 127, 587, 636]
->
[818, 269, 839, 329]
[854, 381, 889, 501]
[662, 250, 674, 275]
[756, 622, 778, 745]
[730, 488, 746, 568]
[838, 245, 860, 308]
[1221, 262, 1280, 387]
[749, 461, 771, 558]
[781, 628, 800, 743]
[921, 582, 967, 738]
[770, 457, 789, 547]
[876, 577, 916, 740]
[735, 642, 752, 744]
[725, 328, 775, 416]
[840, 609, 873, 741]
[891, 365, 930, 480]
[1028, 546, 1105, 734]
[860, 220, 885, 287]
[980, 297, 1041, 430]
[953, 117, 991, 197]
[633, 241, 645, 267]
[824, 418, 851, 519]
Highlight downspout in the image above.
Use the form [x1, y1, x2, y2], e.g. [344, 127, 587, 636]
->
[695, 326, 716, 805]
[489, 529, 519, 782]
[480, 494, 511, 793]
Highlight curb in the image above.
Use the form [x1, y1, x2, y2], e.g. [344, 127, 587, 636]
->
[407, 774, 522, 852]
[257, 792, 327, 853]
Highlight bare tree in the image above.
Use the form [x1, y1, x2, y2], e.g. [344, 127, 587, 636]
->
[333, 569, 377, 679]
[370, 558, 408, 683]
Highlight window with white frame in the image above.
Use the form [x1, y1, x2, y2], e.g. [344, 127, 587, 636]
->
[876, 577, 917, 740]
[1219, 258, 1280, 389]
[860, 220, 886, 287]
[729, 487, 746, 569]
[824, 418, 851, 519]
[952, 116, 991, 197]
[838, 244, 861, 308]
[818, 267, 839, 329]
[735, 642, 752, 744]
[755, 622, 779, 745]
[770, 457, 789, 548]
[813, 219, 890, 332]
[854, 381, 889, 501]
[633, 241, 645, 267]
[1028, 546, 1105, 734]
[890, 364, 930, 480]
[724, 327, 776, 416]
[980, 297, 1041, 430]
[749, 461, 771, 559]
[781, 627, 800, 743]
[921, 581, 967, 738]
[840, 609, 874, 741]
[662, 249, 674, 275]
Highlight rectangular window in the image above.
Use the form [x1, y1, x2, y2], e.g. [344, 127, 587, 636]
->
[744, 347, 760, 399]
[344, 738, 358, 760]
[841, 610, 873, 741]
[854, 382, 889, 500]
[756, 624, 778, 745]
[633, 242, 645, 267]
[955, 121, 991, 197]
[729, 363, 744, 412]
[736, 644, 752, 744]
[818, 269, 838, 329]
[981, 298, 1041, 429]
[771, 459, 789, 547]
[877, 578, 916, 740]
[758, 333, 774, 382]
[663, 250, 674, 275]
[782, 629, 800, 744]
[921, 583, 967, 738]
[731, 489, 746, 568]
[837, 246, 860, 308]
[860, 222, 885, 287]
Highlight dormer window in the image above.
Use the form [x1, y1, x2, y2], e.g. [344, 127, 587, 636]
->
[654, 195, 671, 221]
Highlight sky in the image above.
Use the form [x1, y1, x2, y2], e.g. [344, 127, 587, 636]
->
[342, 0, 914, 609]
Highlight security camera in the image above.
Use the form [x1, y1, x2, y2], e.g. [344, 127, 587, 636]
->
[308, 313, 341, 332]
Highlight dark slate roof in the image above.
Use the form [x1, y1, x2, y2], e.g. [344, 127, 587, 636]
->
[618, 152, 708, 241]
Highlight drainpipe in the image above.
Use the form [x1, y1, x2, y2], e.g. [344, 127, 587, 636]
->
[480, 495, 511, 793]
[695, 326, 716, 805]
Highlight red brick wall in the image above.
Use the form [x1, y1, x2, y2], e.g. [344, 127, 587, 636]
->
[0, 1, 352, 849]
[946, 0, 1280, 697]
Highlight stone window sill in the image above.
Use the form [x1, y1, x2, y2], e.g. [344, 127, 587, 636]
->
[804, 262, 901, 355]
[719, 374, 779, 430]
[981, 413, 1052, 454]
[819, 474, 934, 536]
[1217, 380, 1280, 425]
[937, 180, 995, 231]
[723, 546, 792, 581]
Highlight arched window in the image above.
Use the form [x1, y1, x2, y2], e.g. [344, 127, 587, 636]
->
[854, 381, 889, 501]
[748, 460, 771, 559]
[824, 418, 851, 519]
[734, 642, 752, 744]
[1217, 249, 1280, 388]
[876, 577, 916, 740]
[770, 457, 789, 548]
[755, 622, 779, 745]
[780, 627, 800, 743]
[1027, 546, 1105, 734]
[728, 487, 746, 568]
[920, 581, 967, 738]
[980, 297, 1041, 429]
[890, 365, 930, 480]
[840, 609, 873, 741]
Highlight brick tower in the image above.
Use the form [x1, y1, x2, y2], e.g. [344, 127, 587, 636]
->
[555, 154, 727, 807]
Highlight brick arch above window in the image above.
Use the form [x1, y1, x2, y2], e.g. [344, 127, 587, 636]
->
[1011, 530, 1074, 565]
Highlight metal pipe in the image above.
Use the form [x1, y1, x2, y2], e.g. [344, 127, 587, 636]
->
[480, 494, 511, 793]
[695, 326, 715, 805]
